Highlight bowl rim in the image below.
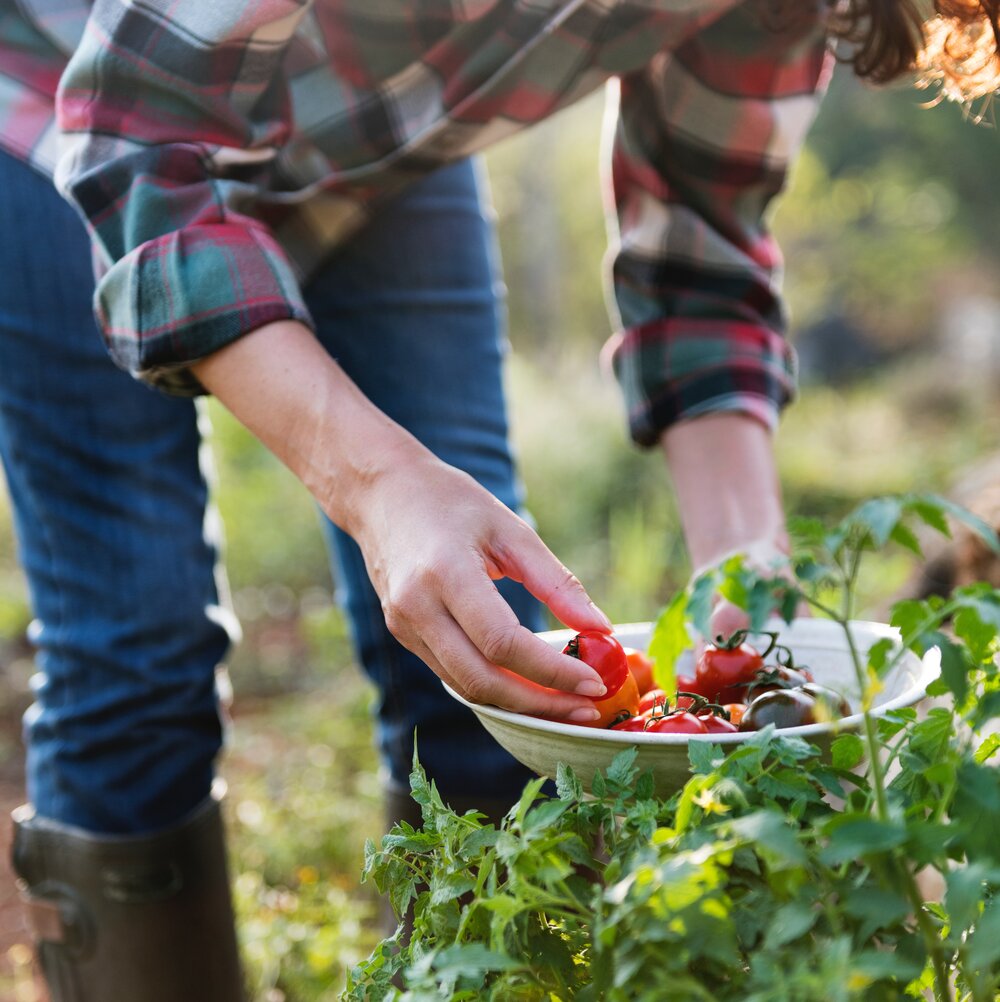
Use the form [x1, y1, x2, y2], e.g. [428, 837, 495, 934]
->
[443, 619, 941, 746]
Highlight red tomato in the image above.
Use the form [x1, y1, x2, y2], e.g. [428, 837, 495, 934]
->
[624, 648, 657, 695]
[563, 631, 629, 697]
[673, 673, 713, 711]
[697, 712, 739, 734]
[638, 688, 669, 715]
[611, 712, 652, 732]
[645, 712, 708, 735]
[695, 638, 764, 705]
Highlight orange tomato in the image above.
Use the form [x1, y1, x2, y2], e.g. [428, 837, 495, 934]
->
[624, 648, 657, 695]
[723, 703, 748, 727]
[576, 670, 640, 729]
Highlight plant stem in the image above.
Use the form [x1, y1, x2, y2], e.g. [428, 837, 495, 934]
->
[838, 613, 954, 1002]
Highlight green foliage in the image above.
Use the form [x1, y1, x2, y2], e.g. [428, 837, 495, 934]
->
[346, 495, 1000, 1001]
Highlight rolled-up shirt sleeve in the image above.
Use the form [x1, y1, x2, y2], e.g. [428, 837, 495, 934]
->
[54, 0, 315, 395]
[607, 3, 833, 446]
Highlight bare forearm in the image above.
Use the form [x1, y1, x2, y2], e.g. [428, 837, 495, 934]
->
[191, 320, 417, 536]
[660, 413, 788, 573]
[191, 320, 611, 718]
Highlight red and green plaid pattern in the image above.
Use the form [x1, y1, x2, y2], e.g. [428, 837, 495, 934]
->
[0, 0, 832, 443]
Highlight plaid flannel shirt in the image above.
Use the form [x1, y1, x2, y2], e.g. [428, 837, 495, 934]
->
[0, 0, 832, 445]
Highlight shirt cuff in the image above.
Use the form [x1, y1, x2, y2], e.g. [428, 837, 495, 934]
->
[94, 220, 315, 396]
[610, 318, 797, 447]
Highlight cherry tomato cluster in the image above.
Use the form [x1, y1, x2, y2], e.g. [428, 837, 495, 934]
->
[587, 630, 853, 735]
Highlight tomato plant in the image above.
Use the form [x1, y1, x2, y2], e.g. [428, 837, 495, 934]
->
[348, 494, 1000, 1002]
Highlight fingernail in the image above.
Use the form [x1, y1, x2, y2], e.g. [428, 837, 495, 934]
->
[568, 706, 602, 722]
[590, 603, 613, 631]
[575, 678, 607, 698]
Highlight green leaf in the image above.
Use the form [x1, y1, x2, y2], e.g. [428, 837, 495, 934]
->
[905, 495, 951, 537]
[850, 948, 924, 983]
[728, 810, 807, 868]
[889, 599, 931, 643]
[523, 798, 570, 833]
[945, 863, 993, 932]
[849, 497, 904, 548]
[831, 734, 866, 770]
[926, 631, 970, 703]
[914, 493, 1000, 555]
[975, 733, 1000, 764]
[889, 521, 922, 556]
[842, 885, 911, 941]
[965, 898, 1000, 970]
[556, 762, 584, 801]
[866, 637, 896, 676]
[688, 739, 723, 776]
[820, 816, 908, 864]
[647, 588, 689, 691]
[763, 901, 818, 948]
[689, 570, 721, 639]
[606, 747, 640, 788]
[430, 943, 523, 978]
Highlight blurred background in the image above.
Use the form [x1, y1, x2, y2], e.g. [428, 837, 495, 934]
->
[1, 68, 999, 1000]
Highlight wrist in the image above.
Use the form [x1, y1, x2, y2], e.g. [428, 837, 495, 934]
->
[192, 319, 426, 533]
[660, 412, 787, 572]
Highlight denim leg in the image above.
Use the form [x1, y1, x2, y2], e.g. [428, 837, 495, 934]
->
[304, 159, 545, 800]
[0, 153, 234, 833]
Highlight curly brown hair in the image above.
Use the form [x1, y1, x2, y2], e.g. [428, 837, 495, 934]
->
[831, 0, 1000, 101]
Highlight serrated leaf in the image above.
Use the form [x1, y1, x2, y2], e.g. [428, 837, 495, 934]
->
[606, 747, 639, 788]
[890, 599, 931, 643]
[831, 733, 865, 770]
[917, 493, 1000, 555]
[889, 521, 922, 556]
[556, 761, 584, 801]
[688, 739, 722, 776]
[905, 496, 951, 537]
[523, 798, 570, 833]
[849, 497, 904, 548]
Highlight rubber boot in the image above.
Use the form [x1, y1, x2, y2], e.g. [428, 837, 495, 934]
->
[10, 785, 246, 1002]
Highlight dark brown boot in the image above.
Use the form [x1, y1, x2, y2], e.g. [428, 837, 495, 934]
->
[11, 787, 246, 1002]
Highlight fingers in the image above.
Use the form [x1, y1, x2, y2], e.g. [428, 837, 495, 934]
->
[441, 567, 608, 697]
[487, 521, 613, 635]
[401, 612, 602, 722]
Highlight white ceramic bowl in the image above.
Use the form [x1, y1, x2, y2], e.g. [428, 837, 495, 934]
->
[445, 618, 940, 797]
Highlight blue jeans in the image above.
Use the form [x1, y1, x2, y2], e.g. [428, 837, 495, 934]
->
[0, 151, 542, 833]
